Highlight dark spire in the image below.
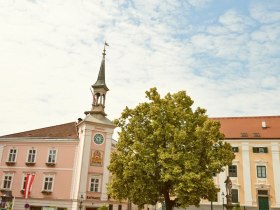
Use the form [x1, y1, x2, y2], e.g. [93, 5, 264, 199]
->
[92, 42, 109, 91]
[84, 42, 110, 116]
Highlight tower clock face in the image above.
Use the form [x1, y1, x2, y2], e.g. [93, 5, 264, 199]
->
[93, 134, 104, 144]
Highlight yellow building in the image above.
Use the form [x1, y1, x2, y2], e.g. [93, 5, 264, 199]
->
[193, 116, 280, 210]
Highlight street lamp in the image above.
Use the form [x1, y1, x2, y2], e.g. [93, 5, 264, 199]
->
[79, 194, 84, 210]
[1, 191, 14, 210]
[221, 192, 225, 210]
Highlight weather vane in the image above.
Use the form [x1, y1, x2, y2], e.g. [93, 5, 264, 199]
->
[103, 41, 109, 55]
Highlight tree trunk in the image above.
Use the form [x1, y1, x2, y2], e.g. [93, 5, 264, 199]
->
[165, 200, 173, 210]
[163, 190, 174, 210]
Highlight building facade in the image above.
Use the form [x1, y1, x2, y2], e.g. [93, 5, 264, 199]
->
[0, 46, 126, 210]
[0, 47, 279, 210]
[184, 116, 280, 210]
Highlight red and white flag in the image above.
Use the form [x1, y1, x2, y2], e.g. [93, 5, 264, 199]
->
[24, 174, 35, 199]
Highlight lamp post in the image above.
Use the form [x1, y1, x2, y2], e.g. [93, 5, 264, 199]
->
[79, 194, 84, 210]
[1, 191, 14, 210]
[221, 192, 225, 210]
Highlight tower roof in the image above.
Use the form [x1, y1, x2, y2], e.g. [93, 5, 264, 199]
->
[92, 44, 109, 91]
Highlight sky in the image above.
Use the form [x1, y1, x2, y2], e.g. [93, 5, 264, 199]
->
[0, 0, 280, 137]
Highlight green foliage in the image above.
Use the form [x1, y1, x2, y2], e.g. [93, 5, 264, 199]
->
[108, 88, 235, 210]
[97, 205, 108, 210]
[233, 203, 241, 210]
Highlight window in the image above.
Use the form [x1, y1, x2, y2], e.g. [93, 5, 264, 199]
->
[89, 177, 100, 192]
[253, 147, 268, 153]
[27, 149, 36, 163]
[232, 147, 239, 153]
[21, 175, 27, 190]
[47, 149, 57, 163]
[118, 205, 122, 210]
[232, 189, 239, 203]
[7, 149, 17, 162]
[257, 166, 266, 178]
[43, 175, 54, 191]
[228, 165, 237, 177]
[2, 174, 13, 189]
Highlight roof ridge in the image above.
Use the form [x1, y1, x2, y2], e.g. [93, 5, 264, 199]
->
[0, 122, 78, 138]
[211, 115, 280, 120]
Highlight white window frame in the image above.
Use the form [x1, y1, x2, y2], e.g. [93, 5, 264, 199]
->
[21, 174, 27, 190]
[7, 148, 17, 162]
[89, 175, 101, 192]
[42, 175, 55, 192]
[26, 148, 37, 163]
[2, 173, 13, 190]
[257, 165, 267, 178]
[47, 148, 57, 164]
[228, 164, 238, 177]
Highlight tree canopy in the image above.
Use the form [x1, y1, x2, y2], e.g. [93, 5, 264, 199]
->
[108, 88, 234, 210]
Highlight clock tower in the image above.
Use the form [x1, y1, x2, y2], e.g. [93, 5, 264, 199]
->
[73, 43, 115, 209]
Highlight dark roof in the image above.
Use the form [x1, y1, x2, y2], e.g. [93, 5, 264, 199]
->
[0, 122, 78, 139]
[92, 51, 109, 91]
[212, 116, 280, 139]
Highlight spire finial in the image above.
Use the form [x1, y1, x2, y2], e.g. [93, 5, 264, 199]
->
[103, 41, 109, 56]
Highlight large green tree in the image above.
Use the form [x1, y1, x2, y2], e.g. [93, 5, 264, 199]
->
[108, 88, 234, 210]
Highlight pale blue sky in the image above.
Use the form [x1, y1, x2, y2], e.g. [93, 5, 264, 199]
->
[0, 0, 279, 136]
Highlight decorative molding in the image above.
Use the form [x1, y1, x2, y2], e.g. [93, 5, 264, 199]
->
[255, 184, 270, 189]
[254, 160, 268, 164]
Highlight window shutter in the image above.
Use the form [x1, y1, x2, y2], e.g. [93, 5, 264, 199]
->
[253, 147, 257, 153]
[264, 147, 268, 153]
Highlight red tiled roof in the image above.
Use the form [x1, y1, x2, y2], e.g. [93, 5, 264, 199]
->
[1, 116, 279, 140]
[212, 116, 280, 139]
[0, 122, 78, 139]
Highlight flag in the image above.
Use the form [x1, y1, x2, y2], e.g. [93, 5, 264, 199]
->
[24, 174, 35, 199]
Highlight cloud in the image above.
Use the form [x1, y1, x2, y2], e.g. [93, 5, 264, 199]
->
[186, 0, 212, 8]
[218, 9, 255, 33]
[250, 2, 280, 24]
[0, 0, 279, 137]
